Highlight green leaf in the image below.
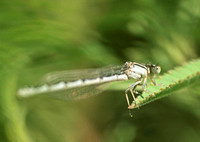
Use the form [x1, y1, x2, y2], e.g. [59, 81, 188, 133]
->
[106, 59, 200, 109]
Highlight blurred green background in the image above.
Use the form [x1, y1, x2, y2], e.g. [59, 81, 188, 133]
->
[0, 0, 200, 142]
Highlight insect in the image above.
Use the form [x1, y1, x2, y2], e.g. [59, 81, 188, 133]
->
[18, 62, 161, 116]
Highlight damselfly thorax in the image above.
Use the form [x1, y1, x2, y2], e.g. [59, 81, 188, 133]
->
[18, 61, 161, 115]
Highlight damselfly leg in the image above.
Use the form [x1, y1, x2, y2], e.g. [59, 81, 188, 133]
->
[150, 76, 165, 87]
[142, 76, 154, 97]
[125, 80, 142, 107]
[125, 80, 142, 117]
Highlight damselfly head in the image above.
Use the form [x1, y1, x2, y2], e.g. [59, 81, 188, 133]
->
[150, 64, 161, 74]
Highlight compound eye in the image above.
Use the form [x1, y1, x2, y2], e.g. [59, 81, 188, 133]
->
[155, 66, 161, 74]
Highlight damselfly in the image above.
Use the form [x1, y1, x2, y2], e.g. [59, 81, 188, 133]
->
[18, 62, 161, 115]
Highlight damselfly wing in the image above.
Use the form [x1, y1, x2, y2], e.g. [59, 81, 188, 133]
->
[18, 65, 128, 100]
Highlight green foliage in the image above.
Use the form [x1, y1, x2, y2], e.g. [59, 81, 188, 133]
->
[105, 59, 200, 109]
[130, 59, 200, 109]
[1, 0, 200, 142]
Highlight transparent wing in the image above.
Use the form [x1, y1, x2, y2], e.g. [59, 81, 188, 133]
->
[40, 65, 123, 84]
[38, 65, 124, 100]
